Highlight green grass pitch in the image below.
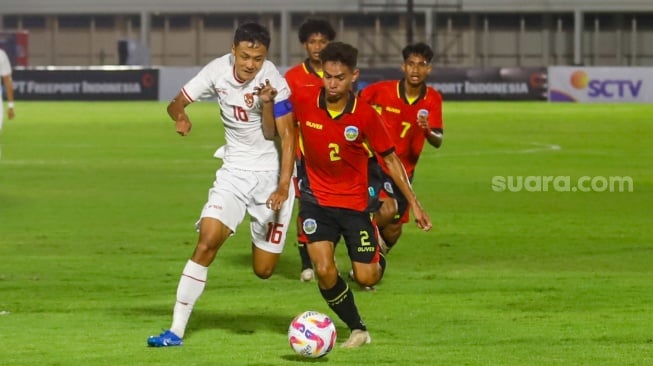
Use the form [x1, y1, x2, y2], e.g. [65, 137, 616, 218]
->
[1, 101, 652, 365]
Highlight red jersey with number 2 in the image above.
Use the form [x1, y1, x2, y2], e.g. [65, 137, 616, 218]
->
[293, 87, 395, 211]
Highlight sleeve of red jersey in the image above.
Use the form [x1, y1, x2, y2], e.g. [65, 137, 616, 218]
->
[284, 68, 298, 95]
[428, 89, 444, 130]
[357, 83, 374, 104]
[364, 108, 395, 156]
[288, 84, 302, 106]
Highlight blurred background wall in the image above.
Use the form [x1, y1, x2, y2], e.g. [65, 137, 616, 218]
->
[1, 0, 652, 68]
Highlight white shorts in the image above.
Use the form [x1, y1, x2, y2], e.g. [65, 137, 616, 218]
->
[198, 167, 295, 254]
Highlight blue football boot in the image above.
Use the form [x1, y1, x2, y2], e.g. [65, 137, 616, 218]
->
[147, 329, 183, 347]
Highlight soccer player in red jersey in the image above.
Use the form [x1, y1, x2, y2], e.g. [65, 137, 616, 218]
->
[285, 18, 335, 92]
[358, 42, 443, 253]
[293, 42, 432, 348]
[285, 19, 336, 282]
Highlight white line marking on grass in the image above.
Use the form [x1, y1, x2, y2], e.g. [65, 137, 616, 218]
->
[519, 142, 561, 154]
[433, 142, 561, 158]
[0, 160, 67, 165]
[0, 159, 202, 166]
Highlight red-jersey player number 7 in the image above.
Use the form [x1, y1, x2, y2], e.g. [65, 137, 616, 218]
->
[400, 121, 411, 138]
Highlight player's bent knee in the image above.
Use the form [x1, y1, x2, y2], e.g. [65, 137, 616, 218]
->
[253, 266, 275, 279]
[376, 198, 398, 227]
[313, 263, 338, 282]
[251, 246, 280, 279]
[252, 256, 278, 279]
[351, 264, 382, 286]
[355, 271, 381, 287]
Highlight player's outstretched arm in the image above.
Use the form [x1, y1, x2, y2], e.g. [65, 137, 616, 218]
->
[425, 129, 443, 148]
[382, 152, 433, 231]
[3, 75, 15, 120]
[265, 111, 296, 211]
[417, 111, 443, 148]
[167, 92, 193, 136]
[254, 79, 279, 140]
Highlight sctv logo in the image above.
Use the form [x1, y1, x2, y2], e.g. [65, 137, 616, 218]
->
[570, 70, 642, 98]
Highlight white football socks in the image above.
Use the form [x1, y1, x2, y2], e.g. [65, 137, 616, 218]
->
[170, 260, 208, 338]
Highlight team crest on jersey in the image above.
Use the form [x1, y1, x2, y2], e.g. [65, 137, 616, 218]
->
[344, 126, 359, 141]
[244, 93, 255, 108]
[302, 218, 317, 235]
[383, 181, 394, 194]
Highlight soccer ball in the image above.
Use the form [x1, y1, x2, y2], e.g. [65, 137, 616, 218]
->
[288, 311, 337, 358]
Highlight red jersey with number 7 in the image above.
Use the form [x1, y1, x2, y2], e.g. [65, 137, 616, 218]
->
[293, 87, 395, 211]
[358, 80, 443, 177]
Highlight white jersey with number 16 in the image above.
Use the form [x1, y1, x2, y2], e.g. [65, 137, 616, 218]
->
[181, 53, 290, 172]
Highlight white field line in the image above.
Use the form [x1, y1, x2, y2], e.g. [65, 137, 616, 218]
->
[431, 142, 561, 158]
[1, 143, 559, 165]
[0, 159, 200, 166]
[0, 144, 218, 165]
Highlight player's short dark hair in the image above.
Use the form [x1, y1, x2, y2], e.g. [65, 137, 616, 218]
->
[402, 42, 434, 63]
[298, 18, 336, 43]
[319, 42, 358, 69]
[234, 22, 271, 50]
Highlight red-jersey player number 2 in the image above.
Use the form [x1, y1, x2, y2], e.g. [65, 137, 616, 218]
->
[328, 143, 341, 161]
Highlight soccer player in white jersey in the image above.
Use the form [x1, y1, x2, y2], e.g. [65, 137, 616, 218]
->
[0, 48, 16, 134]
[147, 22, 296, 347]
